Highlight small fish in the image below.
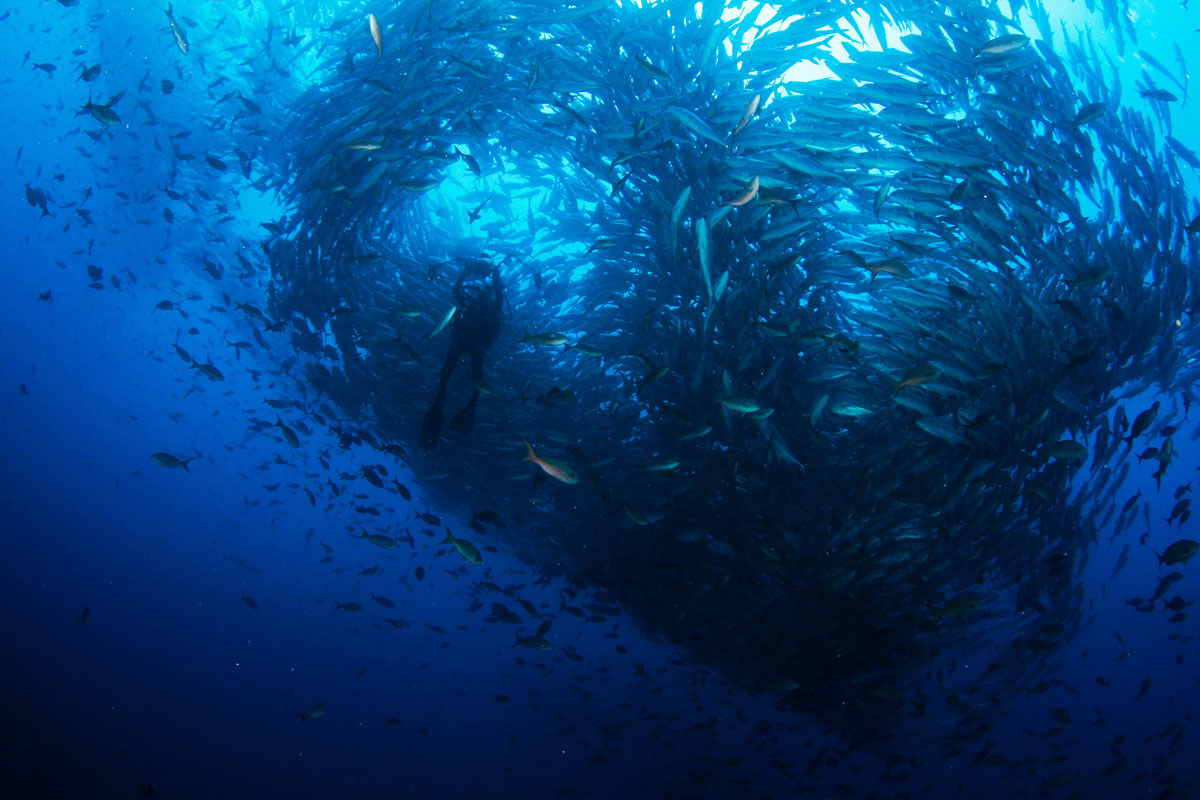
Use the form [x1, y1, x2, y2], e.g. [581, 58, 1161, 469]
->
[718, 396, 762, 414]
[522, 438, 579, 484]
[1139, 88, 1178, 102]
[521, 331, 569, 346]
[335, 601, 364, 612]
[165, 2, 189, 55]
[974, 33, 1028, 56]
[428, 306, 456, 338]
[151, 452, 192, 472]
[514, 620, 553, 650]
[930, 593, 981, 618]
[894, 365, 941, 392]
[78, 607, 90, 625]
[241, 595, 258, 610]
[584, 237, 617, 256]
[732, 93, 761, 137]
[79, 92, 121, 126]
[722, 175, 759, 207]
[1073, 102, 1107, 127]
[297, 703, 326, 722]
[471, 509, 505, 528]
[190, 358, 224, 381]
[678, 425, 712, 440]
[455, 146, 481, 176]
[356, 530, 399, 550]
[273, 415, 299, 447]
[441, 528, 483, 565]
[537, 386, 576, 407]
[1042, 440, 1087, 462]
[79, 64, 100, 82]
[1156, 540, 1198, 568]
[369, 13, 383, 61]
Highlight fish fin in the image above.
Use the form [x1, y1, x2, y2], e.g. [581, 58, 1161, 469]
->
[522, 438, 535, 462]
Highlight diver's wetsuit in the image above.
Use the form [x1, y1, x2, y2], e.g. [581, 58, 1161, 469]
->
[419, 260, 503, 449]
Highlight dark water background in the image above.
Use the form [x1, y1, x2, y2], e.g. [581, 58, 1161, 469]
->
[1, 0, 1198, 797]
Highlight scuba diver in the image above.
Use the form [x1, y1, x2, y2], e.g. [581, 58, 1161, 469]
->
[419, 255, 504, 449]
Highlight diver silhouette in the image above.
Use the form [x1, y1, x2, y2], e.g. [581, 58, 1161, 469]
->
[419, 256, 503, 449]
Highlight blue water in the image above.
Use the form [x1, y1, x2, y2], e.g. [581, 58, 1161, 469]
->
[1, 0, 1198, 797]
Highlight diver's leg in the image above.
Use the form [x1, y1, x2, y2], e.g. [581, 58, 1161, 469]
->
[449, 349, 483, 435]
[420, 341, 463, 449]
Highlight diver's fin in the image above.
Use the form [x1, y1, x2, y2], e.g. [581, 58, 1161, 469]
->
[419, 396, 445, 449]
[448, 397, 477, 435]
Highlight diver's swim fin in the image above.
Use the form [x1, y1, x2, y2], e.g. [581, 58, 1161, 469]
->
[448, 397, 477, 435]
[419, 396, 445, 449]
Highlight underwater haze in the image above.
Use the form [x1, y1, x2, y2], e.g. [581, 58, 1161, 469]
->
[2, 0, 1200, 797]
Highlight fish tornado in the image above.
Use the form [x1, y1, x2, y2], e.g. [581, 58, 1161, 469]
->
[259, 0, 1200, 736]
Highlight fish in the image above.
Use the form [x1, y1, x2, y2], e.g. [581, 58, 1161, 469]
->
[369, 14, 382, 61]
[79, 93, 121, 126]
[722, 176, 759, 208]
[274, 416, 300, 447]
[1156, 540, 1198, 568]
[356, 530, 399, 549]
[1072, 102, 1107, 127]
[297, 703, 326, 722]
[915, 417, 967, 445]
[441, 528, 483, 565]
[151, 452, 192, 471]
[522, 439, 578, 484]
[974, 34, 1029, 56]
[893, 365, 941, 392]
[537, 386, 576, 407]
[520, 331, 569, 346]
[190, 358, 224, 381]
[930, 593, 981, 617]
[732, 93, 761, 137]
[718, 396, 761, 413]
[428, 306, 456, 338]
[1138, 88, 1178, 102]
[164, 2, 189, 55]
[1042, 440, 1087, 462]
[514, 620, 553, 650]
[1123, 402, 1159, 446]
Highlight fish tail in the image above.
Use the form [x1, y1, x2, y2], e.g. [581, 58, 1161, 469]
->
[522, 437, 535, 462]
[181, 458, 192, 473]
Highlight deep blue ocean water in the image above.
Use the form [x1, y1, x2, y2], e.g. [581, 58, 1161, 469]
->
[1, 0, 1198, 798]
